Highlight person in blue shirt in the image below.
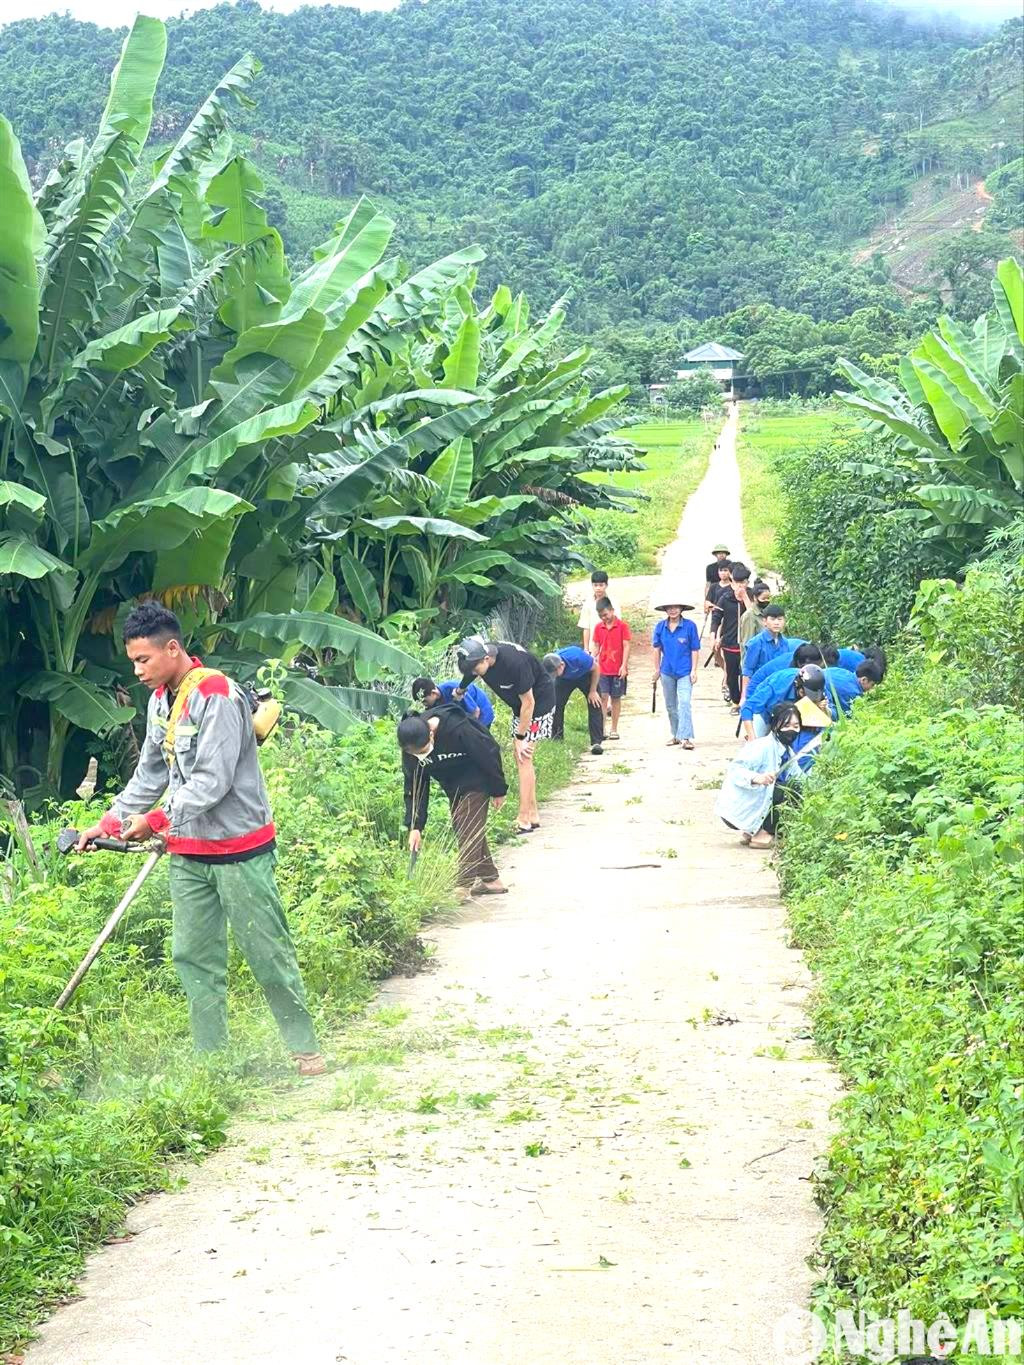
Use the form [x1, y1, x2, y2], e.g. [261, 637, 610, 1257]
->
[746, 640, 821, 696]
[651, 598, 701, 748]
[411, 676, 495, 729]
[541, 646, 605, 753]
[740, 606, 805, 704]
[741, 659, 878, 738]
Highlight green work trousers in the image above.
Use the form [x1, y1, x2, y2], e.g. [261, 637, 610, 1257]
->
[168, 850, 319, 1055]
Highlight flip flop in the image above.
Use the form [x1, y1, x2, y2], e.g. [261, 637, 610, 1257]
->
[515, 824, 535, 835]
[473, 881, 509, 895]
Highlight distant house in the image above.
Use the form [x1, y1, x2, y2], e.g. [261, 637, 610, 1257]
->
[677, 343, 744, 390]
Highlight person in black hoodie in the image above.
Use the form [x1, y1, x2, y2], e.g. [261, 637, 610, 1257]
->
[399, 705, 509, 898]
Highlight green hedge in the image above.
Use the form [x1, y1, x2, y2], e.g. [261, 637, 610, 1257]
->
[779, 659, 1024, 1327]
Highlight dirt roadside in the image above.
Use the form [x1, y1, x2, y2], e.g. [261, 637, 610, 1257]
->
[24, 407, 839, 1365]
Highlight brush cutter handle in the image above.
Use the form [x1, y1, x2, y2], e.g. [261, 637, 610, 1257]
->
[54, 849, 163, 1010]
[57, 826, 153, 855]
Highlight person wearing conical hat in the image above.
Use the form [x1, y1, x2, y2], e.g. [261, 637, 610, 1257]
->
[652, 595, 701, 750]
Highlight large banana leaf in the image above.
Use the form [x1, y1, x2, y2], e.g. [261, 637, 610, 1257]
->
[223, 611, 419, 672]
[286, 210, 394, 317]
[38, 16, 167, 374]
[426, 436, 474, 510]
[306, 442, 408, 517]
[0, 117, 44, 368]
[90, 13, 166, 156]
[80, 487, 252, 572]
[145, 54, 260, 202]
[442, 315, 481, 390]
[360, 515, 486, 542]
[65, 306, 190, 376]
[996, 258, 1023, 346]
[0, 480, 46, 517]
[0, 534, 74, 582]
[20, 671, 135, 734]
[282, 675, 402, 733]
[151, 398, 320, 493]
[337, 550, 382, 621]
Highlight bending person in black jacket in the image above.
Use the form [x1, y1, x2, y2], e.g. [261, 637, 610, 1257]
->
[399, 705, 509, 898]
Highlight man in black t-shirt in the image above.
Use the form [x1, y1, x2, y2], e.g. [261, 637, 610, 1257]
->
[705, 544, 730, 588]
[457, 637, 555, 836]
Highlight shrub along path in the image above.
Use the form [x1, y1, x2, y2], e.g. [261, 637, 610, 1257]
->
[25, 414, 837, 1365]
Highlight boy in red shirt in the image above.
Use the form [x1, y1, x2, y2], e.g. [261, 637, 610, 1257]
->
[589, 598, 632, 740]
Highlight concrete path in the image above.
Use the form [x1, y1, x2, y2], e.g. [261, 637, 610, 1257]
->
[25, 410, 837, 1365]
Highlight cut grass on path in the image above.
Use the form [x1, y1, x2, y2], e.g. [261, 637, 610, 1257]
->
[736, 407, 854, 575]
[579, 419, 718, 574]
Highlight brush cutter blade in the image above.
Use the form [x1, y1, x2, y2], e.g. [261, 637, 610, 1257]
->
[56, 827, 80, 855]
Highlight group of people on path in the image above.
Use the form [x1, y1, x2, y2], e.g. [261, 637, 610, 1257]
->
[701, 543, 887, 848]
[76, 537, 884, 1066]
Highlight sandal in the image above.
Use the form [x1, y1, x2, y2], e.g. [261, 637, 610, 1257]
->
[666, 738, 681, 746]
[608, 732, 620, 740]
[473, 880, 508, 895]
[293, 1052, 327, 1077]
[682, 740, 695, 750]
[515, 824, 535, 835]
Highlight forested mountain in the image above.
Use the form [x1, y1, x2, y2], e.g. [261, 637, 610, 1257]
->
[0, 0, 1021, 338]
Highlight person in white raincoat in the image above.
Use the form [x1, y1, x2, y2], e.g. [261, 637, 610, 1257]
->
[715, 702, 804, 848]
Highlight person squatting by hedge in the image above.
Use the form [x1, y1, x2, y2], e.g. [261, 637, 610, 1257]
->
[399, 704, 508, 899]
[75, 603, 326, 1076]
[457, 635, 556, 835]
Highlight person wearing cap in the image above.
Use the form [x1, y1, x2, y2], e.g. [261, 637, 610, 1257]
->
[741, 662, 829, 740]
[651, 598, 701, 749]
[542, 647, 605, 754]
[705, 545, 731, 590]
[703, 556, 733, 619]
[715, 701, 806, 849]
[398, 706, 508, 899]
[410, 676, 495, 729]
[456, 636, 555, 835]
[740, 606, 805, 704]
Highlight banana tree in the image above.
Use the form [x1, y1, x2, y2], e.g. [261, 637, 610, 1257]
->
[0, 20, 427, 791]
[837, 258, 1024, 550]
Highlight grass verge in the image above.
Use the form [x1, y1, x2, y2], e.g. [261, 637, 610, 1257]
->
[0, 706, 587, 1350]
[735, 405, 853, 574]
[578, 419, 717, 574]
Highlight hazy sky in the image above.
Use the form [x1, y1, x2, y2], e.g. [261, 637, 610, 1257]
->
[0, 0, 1018, 27]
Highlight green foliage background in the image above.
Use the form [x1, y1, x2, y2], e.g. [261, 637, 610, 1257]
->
[0, 0, 1020, 336]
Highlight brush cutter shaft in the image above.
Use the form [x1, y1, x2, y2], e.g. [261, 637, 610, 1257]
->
[54, 850, 163, 1010]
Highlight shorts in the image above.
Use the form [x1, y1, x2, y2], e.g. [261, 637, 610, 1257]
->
[510, 709, 554, 744]
[597, 675, 627, 699]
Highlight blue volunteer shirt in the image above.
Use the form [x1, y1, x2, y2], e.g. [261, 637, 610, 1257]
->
[652, 617, 700, 677]
[747, 650, 802, 693]
[438, 680, 494, 727]
[823, 667, 862, 716]
[741, 665, 863, 724]
[556, 646, 596, 682]
[742, 632, 805, 681]
[837, 647, 865, 672]
[741, 667, 799, 723]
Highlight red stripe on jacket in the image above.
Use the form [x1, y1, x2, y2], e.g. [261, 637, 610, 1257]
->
[165, 822, 276, 856]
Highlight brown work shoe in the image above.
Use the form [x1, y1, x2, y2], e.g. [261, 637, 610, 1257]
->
[294, 1052, 327, 1077]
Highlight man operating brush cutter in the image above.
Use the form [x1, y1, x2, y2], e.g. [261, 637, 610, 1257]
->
[75, 603, 325, 1076]
[399, 704, 508, 900]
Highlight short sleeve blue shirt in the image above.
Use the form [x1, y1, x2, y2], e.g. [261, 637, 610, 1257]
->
[652, 617, 700, 677]
[556, 646, 595, 682]
[438, 680, 494, 727]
